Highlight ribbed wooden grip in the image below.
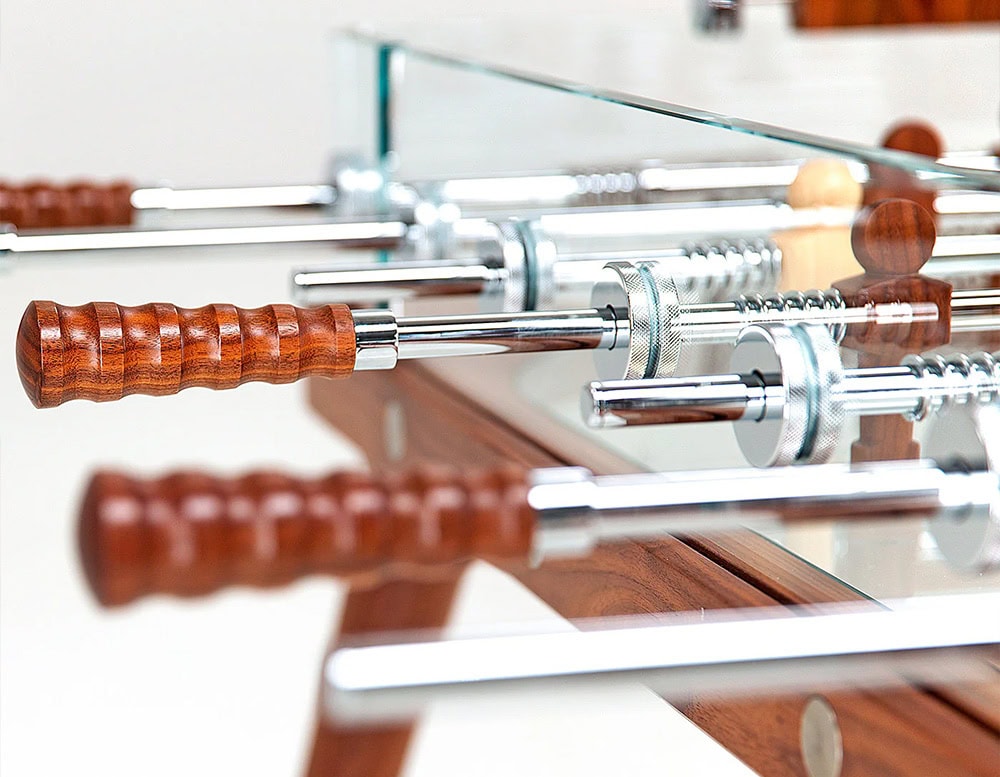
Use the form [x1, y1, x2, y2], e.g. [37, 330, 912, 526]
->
[0, 180, 134, 228]
[79, 467, 535, 606]
[16, 301, 357, 408]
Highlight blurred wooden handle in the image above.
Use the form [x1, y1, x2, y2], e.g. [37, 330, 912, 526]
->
[16, 301, 357, 408]
[79, 466, 533, 606]
[0, 180, 135, 229]
[794, 0, 1000, 27]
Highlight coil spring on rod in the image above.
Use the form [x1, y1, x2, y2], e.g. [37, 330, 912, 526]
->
[733, 288, 847, 341]
[679, 239, 782, 301]
[901, 351, 1000, 420]
[569, 169, 642, 206]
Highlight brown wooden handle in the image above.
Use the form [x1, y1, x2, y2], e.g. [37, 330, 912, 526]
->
[794, 0, 1000, 27]
[0, 180, 135, 229]
[79, 466, 534, 606]
[17, 301, 357, 408]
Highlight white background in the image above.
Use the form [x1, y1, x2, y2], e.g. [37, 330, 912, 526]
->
[1, 3, 996, 775]
[0, 2, 761, 775]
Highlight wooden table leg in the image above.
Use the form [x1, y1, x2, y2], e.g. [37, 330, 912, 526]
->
[303, 572, 466, 777]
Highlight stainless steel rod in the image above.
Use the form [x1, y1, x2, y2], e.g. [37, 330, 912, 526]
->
[323, 592, 999, 723]
[0, 220, 409, 255]
[586, 350, 1000, 428]
[130, 184, 337, 211]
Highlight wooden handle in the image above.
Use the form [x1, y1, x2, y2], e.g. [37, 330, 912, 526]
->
[17, 301, 357, 408]
[794, 0, 1000, 27]
[0, 180, 134, 229]
[79, 466, 534, 606]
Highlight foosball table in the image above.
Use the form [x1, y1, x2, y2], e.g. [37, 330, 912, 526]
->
[4, 7, 1000, 776]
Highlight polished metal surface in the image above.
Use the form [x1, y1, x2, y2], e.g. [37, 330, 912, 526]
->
[351, 307, 620, 367]
[924, 404, 1000, 572]
[729, 324, 824, 468]
[323, 592, 1000, 723]
[0, 220, 409, 255]
[126, 154, 995, 218]
[293, 260, 507, 305]
[129, 184, 337, 211]
[526, 460, 998, 559]
[585, 323, 1000, 466]
[291, 227, 782, 312]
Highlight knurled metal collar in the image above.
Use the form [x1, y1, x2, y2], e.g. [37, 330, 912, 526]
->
[638, 261, 682, 378]
[789, 325, 845, 465]
[590, 261, 654, 380]
[730, 324, 815, 467]
[516, 219, 559, 311]
[478, 220, 528, 314]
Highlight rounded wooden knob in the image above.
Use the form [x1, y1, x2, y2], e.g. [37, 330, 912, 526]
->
[17, 301, 356, 408]
[880, 121, 944, 158]
[79, 466, 534, 606]
[850, 198, 936, 275]
[785, 159, 862, 209]
[0, 179, 135, 229]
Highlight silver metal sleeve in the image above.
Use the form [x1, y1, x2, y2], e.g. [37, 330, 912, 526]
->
[352, 310, 399, 371]
[323, 592, 999, 724]
[130, 184, 337, 211]
[292, 261, 505, 306]
[949, 288, 1000, 334]
[527, 462, 998, 560]
[2, 220, 408, 254]
[583, 375, 766, 429]
[393, 308, 619, 361]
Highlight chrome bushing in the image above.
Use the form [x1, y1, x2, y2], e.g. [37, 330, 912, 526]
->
[590, 261, 654, 381]
[478, 220, 527, 314]
[638, 261, 683, 378]
[730, 324, 813, 467]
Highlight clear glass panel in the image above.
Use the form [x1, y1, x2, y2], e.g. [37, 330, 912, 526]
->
[324, 14, 1000, 607]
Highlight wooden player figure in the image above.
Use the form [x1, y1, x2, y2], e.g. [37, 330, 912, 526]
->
[834, 198, 952, 462]
[863, 120, 943, 217]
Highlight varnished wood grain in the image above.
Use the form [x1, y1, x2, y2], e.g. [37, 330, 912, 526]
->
[836, 199, 953, 461]
[850, 198, 937, 276]
[17, 300, 356, 408]
[78, 466, 532, 606]
[794, 0, 1000, 27]
[880, 122, 945, 159]
[310, 369, 1000, 776]
[0, 179, 134, 228]
[506, 539, 1000, 777]
[864, 121, 944, 214]
[304, 574, 465, 777]
[308, 365, 566, 471]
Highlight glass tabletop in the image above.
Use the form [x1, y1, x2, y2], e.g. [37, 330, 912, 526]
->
[333, 10, 999, 188]
[320, 11, 1000, 608]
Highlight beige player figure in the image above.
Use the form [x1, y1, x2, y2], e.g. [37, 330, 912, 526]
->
[774, 158, 864, 291]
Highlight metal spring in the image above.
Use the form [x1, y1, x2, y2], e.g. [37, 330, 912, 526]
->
[678, 239, 782, 302]
[734, 288, 847, 342]
[900, 351, 1000, 421]
[569, 170, 642, 206]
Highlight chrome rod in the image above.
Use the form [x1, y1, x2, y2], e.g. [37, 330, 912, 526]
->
[345, 260, 936, 379]
[0, 220, 408, 255]
[527, 461, 993, 543]
[293, 261, 506, 304]
[122, 152, 997, 215]
[293, 234, 782, 311]
[324, 592, 999, 723]
[351, 307, 621, 370]
[130, 184, 337, 211]
[585, 323, 1000, 467]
